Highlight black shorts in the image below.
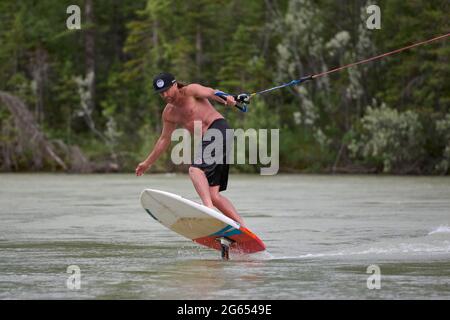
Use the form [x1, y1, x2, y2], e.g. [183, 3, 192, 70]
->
[191, 118, 231, 192]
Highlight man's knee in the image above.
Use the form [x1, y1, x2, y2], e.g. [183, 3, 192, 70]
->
[210, 191, 221, 205]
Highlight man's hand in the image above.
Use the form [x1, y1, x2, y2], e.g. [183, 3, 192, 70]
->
[225, 95, 236, 107]
[136, 161, 151, 176]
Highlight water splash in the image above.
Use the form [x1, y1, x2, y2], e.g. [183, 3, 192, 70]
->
[264, 242, 450, 261]
[428, 225, 450, 235]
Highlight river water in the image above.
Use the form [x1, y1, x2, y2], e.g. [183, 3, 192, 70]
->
[0, 173, 449, 299]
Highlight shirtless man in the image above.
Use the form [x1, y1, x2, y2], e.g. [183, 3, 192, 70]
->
[135, 72, 245, 226]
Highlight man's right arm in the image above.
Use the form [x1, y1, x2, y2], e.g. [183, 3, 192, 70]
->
[135, 108, 176, 176]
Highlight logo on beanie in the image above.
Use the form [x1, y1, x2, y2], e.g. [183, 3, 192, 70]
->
[156, 79, 165, 88]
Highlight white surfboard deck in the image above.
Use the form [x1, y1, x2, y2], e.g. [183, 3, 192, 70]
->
[140, 189, 265, 254]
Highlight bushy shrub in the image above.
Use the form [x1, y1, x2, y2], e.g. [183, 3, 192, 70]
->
[435, 114, 450, 174]
[349, 105, 424, 173]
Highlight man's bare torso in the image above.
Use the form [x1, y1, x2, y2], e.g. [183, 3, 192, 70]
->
[163, 87, 224, 134]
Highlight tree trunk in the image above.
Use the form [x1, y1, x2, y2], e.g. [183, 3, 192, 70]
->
[29, 47, 49, 126]
[84, 0, 96, 114]
[195, 24, 203, 80]
[152, 19, 159, 50]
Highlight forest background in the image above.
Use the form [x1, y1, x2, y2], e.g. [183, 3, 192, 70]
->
[0, 0, 448, 175]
